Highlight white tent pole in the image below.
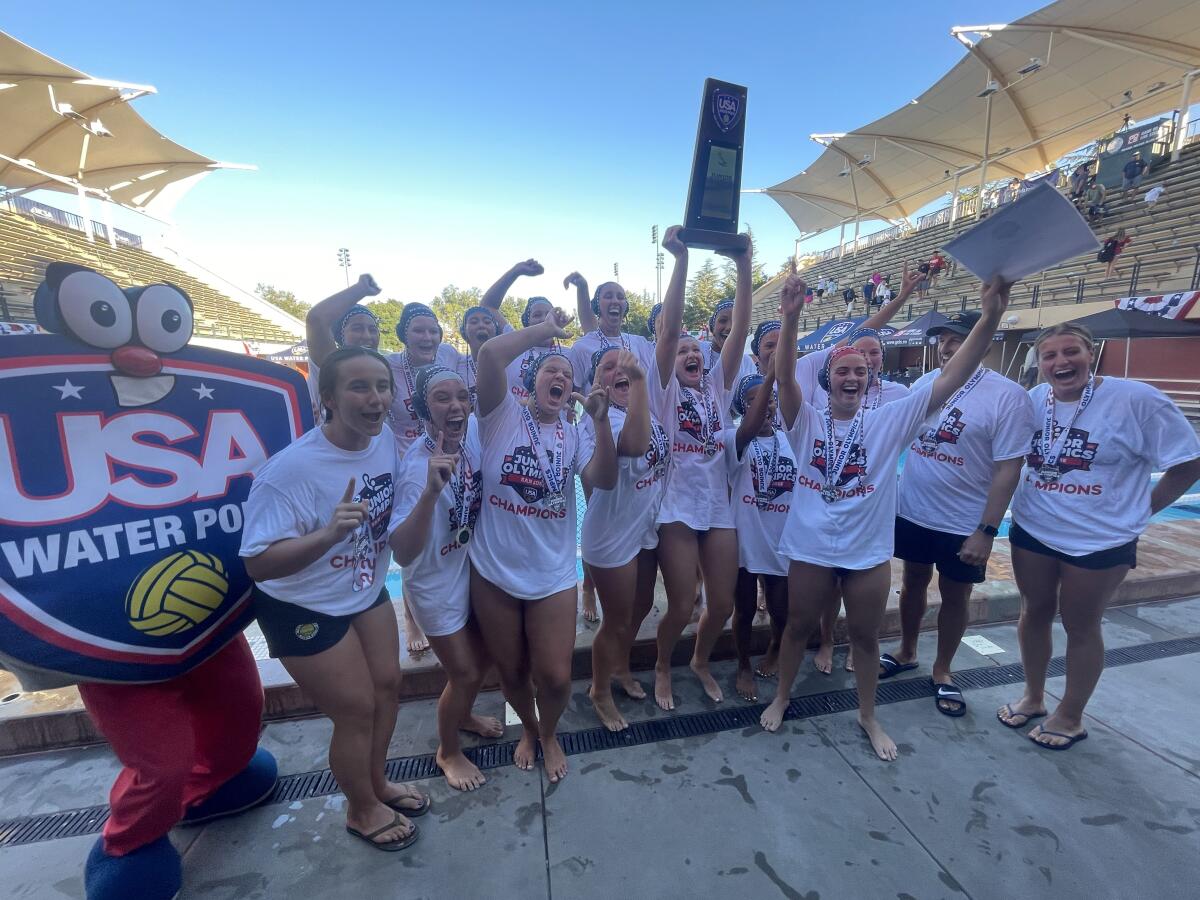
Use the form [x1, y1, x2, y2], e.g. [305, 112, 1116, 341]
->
[76, 132, 94, 242]
[976, 94, 993, 221]
[950, 172, 962, 223]
[838, 221, 846, 260]
[848, 164, 861, 258]
[1172, 72, 1195, 162]
[100, 198, 117, 249]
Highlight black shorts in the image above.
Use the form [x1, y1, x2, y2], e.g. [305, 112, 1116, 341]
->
[253, 585, 392, 658]
[893, 516, 986, 584]
[1009, 521, 1137, 571]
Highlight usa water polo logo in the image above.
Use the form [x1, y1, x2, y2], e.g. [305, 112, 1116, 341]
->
[810, 439, 868, 486]
[0, 263, 312, 684]
[712, 87, 743, 133]
[499, 445, 547, 504]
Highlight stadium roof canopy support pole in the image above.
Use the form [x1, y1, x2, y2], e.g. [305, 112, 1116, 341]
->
[950, 171, 962, 224]
[1174, 71, 1196, 161]
[977, 94, 992, 221]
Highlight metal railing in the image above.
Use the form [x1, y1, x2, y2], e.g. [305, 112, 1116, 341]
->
[5, 195, 143, 248]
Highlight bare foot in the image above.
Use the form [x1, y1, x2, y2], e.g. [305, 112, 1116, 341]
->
[614, 673, 646, 700]
[581, 584, 600, 623]
[513, 728, 538, 771]
[735, 666, 758, 701]
[813, 643, 834, 675]
[589, 686, 628, 731]
[996, 697, 1047, 728]
[541, 735, 568, 783]
[654, 668, 675, 710]
[459, 712, 504, 739]
[378, 781, 428, 813]
[844, 649, 855, 673]
[760, 697, 787, 732]
[858, 715, 898, 761]
[690, 658, 723, 703]
[404, 605, 430, 654]
[437, 748, 486, 791]
[754, 653, 779, 678]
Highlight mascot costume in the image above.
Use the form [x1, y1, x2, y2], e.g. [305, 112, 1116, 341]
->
[0, 263, 314, 899]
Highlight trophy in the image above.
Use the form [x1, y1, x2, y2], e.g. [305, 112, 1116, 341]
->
[679, 78, 750, 253]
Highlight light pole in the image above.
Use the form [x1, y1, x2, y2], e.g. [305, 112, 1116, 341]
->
[613, 262, 619, 280]
[652, 225, 663, 303]
[337, 247, 351, 287]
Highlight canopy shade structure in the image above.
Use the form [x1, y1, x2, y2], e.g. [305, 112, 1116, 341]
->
[759, 0, 1200, 236]
[797, 317, 895, 351]
[882, 310, 951, 347]
[0, 31, 252, 219]
[1025, 307, 1200, 338]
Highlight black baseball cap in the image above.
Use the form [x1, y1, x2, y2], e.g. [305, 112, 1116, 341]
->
[927, 310, 980, 337]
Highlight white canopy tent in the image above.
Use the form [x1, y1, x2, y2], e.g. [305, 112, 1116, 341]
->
[0, 30, 253, 241]
[757, 0, 1200, 246]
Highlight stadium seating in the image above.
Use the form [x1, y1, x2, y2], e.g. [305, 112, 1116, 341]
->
[755, 143, 1200, 330]
[0, 206, 300, 343]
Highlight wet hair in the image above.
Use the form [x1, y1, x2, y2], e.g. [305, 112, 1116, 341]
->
[411, 364, 465, 421]
[1033, 322, 1095, 358]
[334, 305, 379, 347]
[317, 346, 394, 423]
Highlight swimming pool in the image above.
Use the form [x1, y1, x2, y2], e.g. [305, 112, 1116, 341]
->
[384, 473, 1200, 592]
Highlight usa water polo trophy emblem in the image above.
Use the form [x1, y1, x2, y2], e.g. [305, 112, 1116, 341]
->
[711, 86, 743, 133]
[679, 77, 749, 252]
[0, 262, 314, 684]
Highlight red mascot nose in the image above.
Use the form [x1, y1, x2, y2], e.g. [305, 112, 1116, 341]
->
[111, 345, 162, 377]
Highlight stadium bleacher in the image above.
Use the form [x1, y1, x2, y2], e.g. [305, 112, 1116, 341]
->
[0, 204, 300, 343]
[755, 142, 1200, 330]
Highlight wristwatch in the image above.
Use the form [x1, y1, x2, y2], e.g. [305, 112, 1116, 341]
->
[977, 523, 999, 538]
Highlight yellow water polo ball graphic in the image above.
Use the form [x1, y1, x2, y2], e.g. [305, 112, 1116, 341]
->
[125, 550, 230, 637]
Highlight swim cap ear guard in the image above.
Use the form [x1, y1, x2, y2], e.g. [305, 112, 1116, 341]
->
[818, 346, 874, 393]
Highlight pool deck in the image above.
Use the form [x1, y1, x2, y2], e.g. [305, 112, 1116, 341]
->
[2, 520, 1200, 756]
[1, 594, 1198, 899]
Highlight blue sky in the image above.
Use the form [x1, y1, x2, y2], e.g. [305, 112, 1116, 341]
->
[7, 0, 1039, 308]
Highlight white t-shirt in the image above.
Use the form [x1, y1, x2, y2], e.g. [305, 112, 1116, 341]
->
[567, 330, 655, 390]
[386, 346, 458, 455]
[1145, 186, 1166, 203]
[505, 344, 564, 402]
[580, 406, 667, 568]
[898, 367, 1035, 536]
[1011, 378, 1200, 555]
[240, 427, 400, 615]
[389, 423, 482, 637]
[655, 356, 735, 530]
[795, 345, 910, 410]
[469, 393, 596, 599]
[722, 426, 797, 577]
[779, 385, 934, 570]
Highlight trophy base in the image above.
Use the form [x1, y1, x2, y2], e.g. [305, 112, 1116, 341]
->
[678, 228, 750, 253]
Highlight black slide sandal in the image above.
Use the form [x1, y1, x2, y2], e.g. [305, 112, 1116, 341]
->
[933, 682, 966, 717]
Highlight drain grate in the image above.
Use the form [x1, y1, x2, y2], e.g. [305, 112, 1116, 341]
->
[2, 634, 1197, 849]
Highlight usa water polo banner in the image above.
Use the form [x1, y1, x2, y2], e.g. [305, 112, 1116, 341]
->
[1113, 291, 1200, 320]
[0, 264, 312, 684]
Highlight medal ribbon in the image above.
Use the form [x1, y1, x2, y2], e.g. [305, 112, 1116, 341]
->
[925, 367, 987, 439]
[749, 433, 779, 501]
[424, 434, 474, 531]
[823, 406, 865, 493]
[1039, 376, 1095, 471]
[681, 374, 720, 449]
[398, 352, 425, 436]
[521, 404, 566, 497]
[596, 330, 629, 353]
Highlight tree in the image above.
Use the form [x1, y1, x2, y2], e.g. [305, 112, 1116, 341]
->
[366, 298, 405, 352]
[255, 283, 309, 320]
[685, 258, 724, 332]
[623, 289, 654, 338]
[428, 285, 484, 353]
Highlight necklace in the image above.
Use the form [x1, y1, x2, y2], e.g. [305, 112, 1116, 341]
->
[820, 406, 865, 503]
[1037, 376, 1095, 483]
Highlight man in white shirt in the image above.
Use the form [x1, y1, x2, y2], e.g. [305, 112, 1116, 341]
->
[881, 311, 1034, 716]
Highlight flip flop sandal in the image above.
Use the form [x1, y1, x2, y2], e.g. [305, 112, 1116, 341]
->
[1029, 727, 1089, 751]
[933, 682, 966, 718]
[385, 793, 431, 817]
[878, 653, 919, 679]
[996, 704, 1047, 729]
[346, 813, 419, 851]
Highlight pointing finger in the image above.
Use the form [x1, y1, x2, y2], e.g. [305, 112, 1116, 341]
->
[340, 477, 356, 504]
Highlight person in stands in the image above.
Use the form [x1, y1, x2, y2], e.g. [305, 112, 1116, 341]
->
[1099, 228, 1131, 279]
[1084, 177, 1107, 222]
[1122, 151, 1147, 193]
[997, 322, 1200, 750]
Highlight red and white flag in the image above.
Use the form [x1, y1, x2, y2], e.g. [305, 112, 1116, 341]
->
[1113, 291, 1200, 320]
